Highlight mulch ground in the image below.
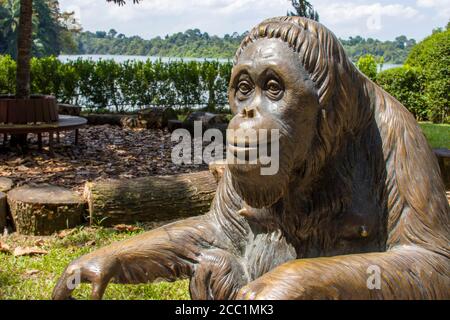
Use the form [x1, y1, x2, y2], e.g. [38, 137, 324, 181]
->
[0, 125, 208, 194]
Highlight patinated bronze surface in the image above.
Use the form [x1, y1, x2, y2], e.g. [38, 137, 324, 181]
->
[52, 17, 450, 300]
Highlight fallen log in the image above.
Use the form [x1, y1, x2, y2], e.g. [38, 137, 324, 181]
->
[7, 185, 85, 235]
[84, 171, 217, 226]
[84, 114, 125, 126]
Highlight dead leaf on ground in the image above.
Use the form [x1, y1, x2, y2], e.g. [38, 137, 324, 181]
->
[24, 269, 40, 276]
[113, 224, 142, 232]
[57, 229, 77, 239]
[13, 246, 48, 257]
[84, 240, 96, 247]
[0, 241, 11, 254]
[34, 239, 45, 247]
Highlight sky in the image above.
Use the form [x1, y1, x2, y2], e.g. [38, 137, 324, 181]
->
[59, 0, 450, 41]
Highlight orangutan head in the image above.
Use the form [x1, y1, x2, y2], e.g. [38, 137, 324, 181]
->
[226, 17, 364, 208]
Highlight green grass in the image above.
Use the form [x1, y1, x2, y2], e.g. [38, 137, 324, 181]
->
[0, 226, 189, 300]
[419, 122, 450, 149]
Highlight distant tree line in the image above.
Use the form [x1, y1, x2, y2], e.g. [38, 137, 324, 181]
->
[67, 28, 415, 64]
[342, 35, 416, 64]
[68, 29, 248, 59]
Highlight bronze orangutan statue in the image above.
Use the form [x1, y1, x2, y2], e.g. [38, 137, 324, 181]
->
[52, 17, 450, 300]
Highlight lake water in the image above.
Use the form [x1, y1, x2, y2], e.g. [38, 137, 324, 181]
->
[380, 63, 402, 71]
[59, 55, 402, 72]
[58, 54, 230, 64]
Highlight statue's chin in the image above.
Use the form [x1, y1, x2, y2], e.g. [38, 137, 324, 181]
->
[229, 164, 287, 208]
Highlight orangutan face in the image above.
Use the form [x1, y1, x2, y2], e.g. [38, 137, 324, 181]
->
[227, 38, 321, 207]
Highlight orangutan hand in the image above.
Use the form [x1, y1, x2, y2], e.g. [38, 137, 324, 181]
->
[52, 253, 120, 300]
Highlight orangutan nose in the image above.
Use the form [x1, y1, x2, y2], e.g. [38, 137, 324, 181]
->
[242, 106, 256, 119]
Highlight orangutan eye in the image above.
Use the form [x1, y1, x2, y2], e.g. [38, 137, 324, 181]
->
[238, 81, 252, 95]
[266, 79, 282, 97]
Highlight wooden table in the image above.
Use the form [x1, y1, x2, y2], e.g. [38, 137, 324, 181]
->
[0, 115, 87, 155]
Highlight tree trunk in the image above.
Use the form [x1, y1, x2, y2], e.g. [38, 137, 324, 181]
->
[84, 171, 217, 226]
[11, 0, 33, 148]
[16, 0, 33, 99]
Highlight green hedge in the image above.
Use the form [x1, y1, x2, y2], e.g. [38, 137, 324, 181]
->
[356, 54, 378, 81]
[376, 66, 428, 121]
[0, 55, 233, 112]
[376, 28, 449, 124]
[0, 55, 16, 94]
[406, 28, 449, 123]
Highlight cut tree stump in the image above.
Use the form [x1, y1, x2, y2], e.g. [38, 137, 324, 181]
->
[0, 192, 6, 231]
[0, 177, 14, 192]
[84, 171, 217, 226]
[7, 185, 85, 235]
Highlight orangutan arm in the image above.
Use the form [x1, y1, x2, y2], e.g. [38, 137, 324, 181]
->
[52, 215, 245, 300]
[237, 246, 450, 300]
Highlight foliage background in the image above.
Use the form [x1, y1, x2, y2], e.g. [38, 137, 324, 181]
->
[375, 26, 449, 123]
[0, 0, 78, 58]
[405, 28, 449, 123]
